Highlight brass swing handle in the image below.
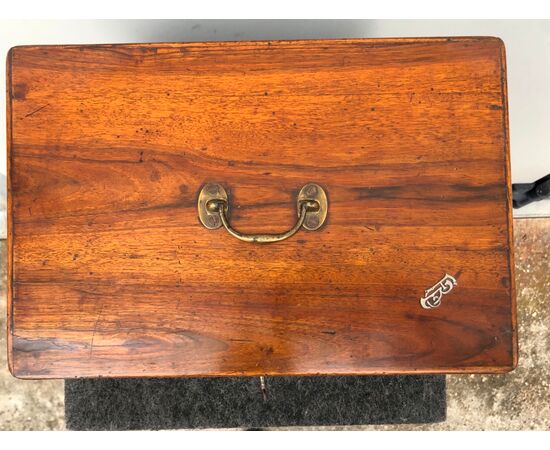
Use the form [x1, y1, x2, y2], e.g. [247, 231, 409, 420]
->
[198, 183, 328, 243]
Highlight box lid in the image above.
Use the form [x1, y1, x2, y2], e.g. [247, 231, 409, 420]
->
[7, 38, 516, 378]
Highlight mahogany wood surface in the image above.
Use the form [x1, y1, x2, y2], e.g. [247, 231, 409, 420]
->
[7, 38, 517, 378]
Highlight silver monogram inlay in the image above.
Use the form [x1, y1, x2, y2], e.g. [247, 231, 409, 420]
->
[420, 274, 457, 309]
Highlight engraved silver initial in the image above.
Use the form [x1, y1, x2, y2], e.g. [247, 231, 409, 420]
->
[420, 273, 457, 309]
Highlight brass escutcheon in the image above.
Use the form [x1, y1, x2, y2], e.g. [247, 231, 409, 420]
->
[197, 183, 328, 243]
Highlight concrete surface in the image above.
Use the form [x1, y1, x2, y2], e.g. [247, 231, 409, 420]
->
[0, 218, 548, 430]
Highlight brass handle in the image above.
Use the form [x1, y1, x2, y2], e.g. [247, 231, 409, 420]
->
[198, 183, 328, 243]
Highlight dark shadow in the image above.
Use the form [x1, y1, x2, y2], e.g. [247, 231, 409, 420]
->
[94, 20, 372, 43]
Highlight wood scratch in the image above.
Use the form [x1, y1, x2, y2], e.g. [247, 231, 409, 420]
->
[24, 104, 49, 118]
[89, 300, 105, 358]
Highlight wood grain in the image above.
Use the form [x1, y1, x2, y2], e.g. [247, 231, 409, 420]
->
[7, 38, 517, 378]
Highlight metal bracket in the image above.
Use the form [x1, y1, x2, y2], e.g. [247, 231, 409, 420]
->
[512, 173, 550, 209]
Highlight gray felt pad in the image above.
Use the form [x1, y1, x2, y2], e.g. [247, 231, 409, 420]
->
[65, 375, 446, 430]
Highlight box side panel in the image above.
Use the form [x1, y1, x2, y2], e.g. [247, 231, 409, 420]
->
[499, 40, 518, 370]
[6, 47, 15, 376]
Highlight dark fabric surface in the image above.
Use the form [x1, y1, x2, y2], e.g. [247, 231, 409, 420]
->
[65, 375, 446, 430]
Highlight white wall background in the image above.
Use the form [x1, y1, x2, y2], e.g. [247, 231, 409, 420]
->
[1, 20, 549, 238]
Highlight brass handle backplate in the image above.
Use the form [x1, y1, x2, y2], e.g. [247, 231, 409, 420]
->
[198, 183, 328, 243]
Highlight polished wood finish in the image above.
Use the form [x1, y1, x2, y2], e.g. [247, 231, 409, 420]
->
[7, 38, 516, 378]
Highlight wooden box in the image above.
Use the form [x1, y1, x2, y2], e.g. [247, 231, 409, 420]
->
[6, 38, 517, 378]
